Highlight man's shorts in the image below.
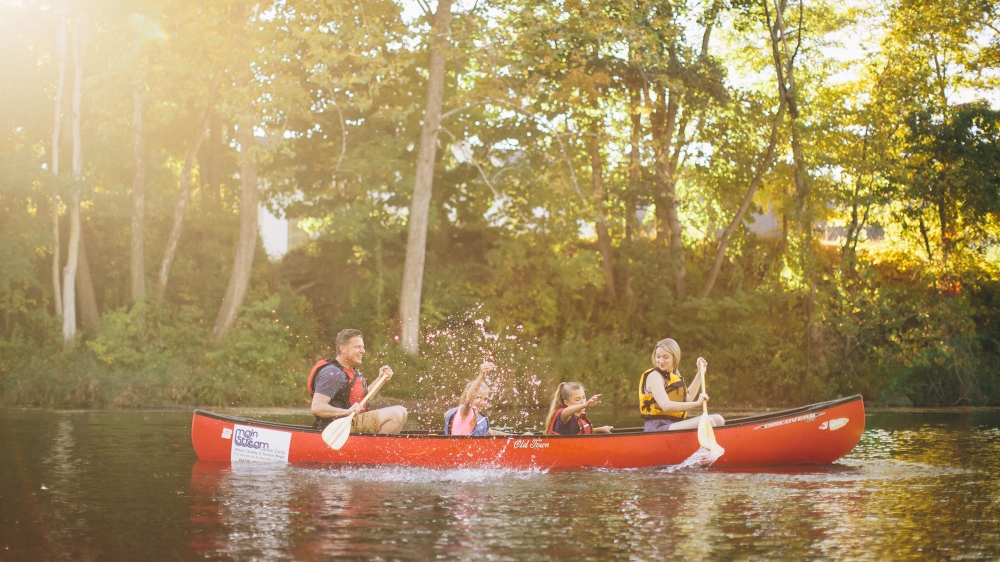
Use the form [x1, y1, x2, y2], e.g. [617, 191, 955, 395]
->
[351, 410, 381, 434]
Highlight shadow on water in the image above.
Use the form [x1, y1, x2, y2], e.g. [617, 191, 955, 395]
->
[3, 409, 1000, 559]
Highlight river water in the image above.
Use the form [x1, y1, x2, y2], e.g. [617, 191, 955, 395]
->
[1, 408, 999, 560]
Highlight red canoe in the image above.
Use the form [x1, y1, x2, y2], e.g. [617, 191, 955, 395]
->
[191, 395, 865, 469]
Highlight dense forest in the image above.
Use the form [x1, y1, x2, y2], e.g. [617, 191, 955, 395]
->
[1, 0, 998, 415]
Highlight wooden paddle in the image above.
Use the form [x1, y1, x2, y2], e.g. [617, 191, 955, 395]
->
[696, 362, 723, 454]
[321, 367, 392, 450]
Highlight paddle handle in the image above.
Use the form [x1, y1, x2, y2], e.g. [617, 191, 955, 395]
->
[701, 365, 709, 416]
[334, 369, 391, 426]
[357, 369, 391, 409]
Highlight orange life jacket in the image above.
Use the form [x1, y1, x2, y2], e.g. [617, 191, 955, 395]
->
[307, 359, 368, 412]
[546, 407, 594, 435]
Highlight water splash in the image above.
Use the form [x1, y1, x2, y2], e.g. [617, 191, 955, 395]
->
[658, 446, 725, 472]
[302, 465, 548, 484]
[387, 305, 546, 431]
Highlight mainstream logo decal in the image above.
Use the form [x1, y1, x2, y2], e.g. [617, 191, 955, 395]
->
[234, 429, 269, 449]
[753, 412, 824, 430]
[230, 424, 292, 463]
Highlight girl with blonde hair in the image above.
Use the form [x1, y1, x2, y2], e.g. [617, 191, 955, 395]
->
[443, 362, 509, 436]
[638, 338, 725, 432]
[544, 382, 613, 435]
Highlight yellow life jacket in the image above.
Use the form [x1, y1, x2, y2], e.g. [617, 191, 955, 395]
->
[639, 368, 689, 420]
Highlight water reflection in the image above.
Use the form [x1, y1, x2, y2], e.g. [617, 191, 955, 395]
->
[42, 419, 89, 551]
[3, 410, 1000, 559]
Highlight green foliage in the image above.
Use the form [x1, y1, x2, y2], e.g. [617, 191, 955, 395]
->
[2, 291, 316, 408]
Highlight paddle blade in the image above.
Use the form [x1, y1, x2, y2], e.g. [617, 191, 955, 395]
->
[697, 414, 723, 454]
[322, 415, 353, 450]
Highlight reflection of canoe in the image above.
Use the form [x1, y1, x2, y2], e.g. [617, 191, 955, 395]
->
[191, 395, 865, 469]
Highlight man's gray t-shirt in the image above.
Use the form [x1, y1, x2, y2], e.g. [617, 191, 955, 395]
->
[313, 365, 353, 404]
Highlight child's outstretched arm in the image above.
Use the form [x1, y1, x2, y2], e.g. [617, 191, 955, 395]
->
[461, 362, 495, 405]
[560, 394, 602, 422]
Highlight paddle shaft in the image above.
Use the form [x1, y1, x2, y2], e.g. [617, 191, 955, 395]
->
[701, 369, 709, 417]
[323, 369, 393, 450]
[342, 370, 389, 420]
[358, 370, 391, 409]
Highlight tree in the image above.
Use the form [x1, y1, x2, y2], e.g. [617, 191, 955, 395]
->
[61, 12, 85, 344]
[212, 124, 259, 340]
[130, 77, 146, 303]
[156, 86, 216, 301]
[211, 0, 261, 341]
[50, 7, 68, 318]
[399, 0, 454, 354]
[904, 103, 1000, 265]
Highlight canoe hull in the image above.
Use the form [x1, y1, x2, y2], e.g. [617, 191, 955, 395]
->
[191, 395, 865, 469]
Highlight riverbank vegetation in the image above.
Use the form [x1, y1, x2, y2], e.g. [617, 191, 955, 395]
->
[2, 0, 999, 412]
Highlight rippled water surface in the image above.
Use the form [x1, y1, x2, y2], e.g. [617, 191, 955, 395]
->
[2, 409, 999, 560]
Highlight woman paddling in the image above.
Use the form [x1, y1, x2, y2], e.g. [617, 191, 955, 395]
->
[443, 362, 509, 436]
[640, 338, 725, 432]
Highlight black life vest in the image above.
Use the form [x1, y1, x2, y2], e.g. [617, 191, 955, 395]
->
[546, 407, 594, 435]
[307, 359, 368, 412]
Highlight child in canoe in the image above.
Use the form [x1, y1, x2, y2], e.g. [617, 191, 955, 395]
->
[443, 361, 509, 436]
[544, 382, 613, 435]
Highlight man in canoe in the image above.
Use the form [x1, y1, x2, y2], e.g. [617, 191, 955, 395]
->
[309, 329, 408, 434]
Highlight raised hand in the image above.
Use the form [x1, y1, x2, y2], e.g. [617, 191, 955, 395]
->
[586, 394, 602, 408]
[697, 356, 708, 375]
[379, 365, 394, 380]
[479, 361, 496, 374]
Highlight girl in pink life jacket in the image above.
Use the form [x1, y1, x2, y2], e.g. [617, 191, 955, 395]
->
[544, 382, 613, 435]
[443, 362, 510, 436]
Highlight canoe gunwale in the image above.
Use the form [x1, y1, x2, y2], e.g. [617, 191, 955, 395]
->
[192, 394, 864, 439]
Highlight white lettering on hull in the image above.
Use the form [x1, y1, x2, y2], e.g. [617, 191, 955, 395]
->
[753, 412, 824, 430]
[513, 439, 550, 449]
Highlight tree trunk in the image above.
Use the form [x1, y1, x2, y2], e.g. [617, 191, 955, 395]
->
[767, 0, 807, 227]
[651, 83, 686, 301]
[201, 111, 223, 205]
[622, 85, 643, 303]
[626, 86, 642, 241]
[664, 165, 687, 302]
[700, 0, 722, 57]
[158, 111, 213, 301]
[766, 0, 818, 373]
[398, 0, 453, 354]
[130, 78, 146, 303]
[51, 9, 68, 317]
[841, 172, 874, 277]
[212, 125, 259, 340]
[589, 134, 617, 302]
[62, 13, 85, 344]
[62, 190, 80, 342]
[939, 194, 952, 263]
[76, 226, 101, 337]
[700, 100, 786, 298]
